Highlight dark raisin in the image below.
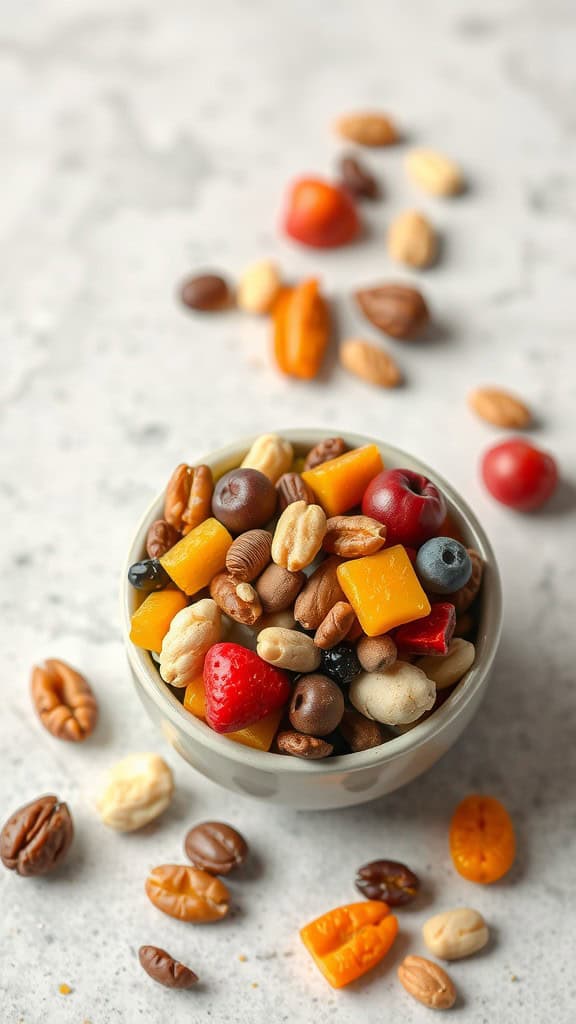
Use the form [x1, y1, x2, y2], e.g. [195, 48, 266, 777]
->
[128, 558, 170, 591]
[320, 643, 361, 687]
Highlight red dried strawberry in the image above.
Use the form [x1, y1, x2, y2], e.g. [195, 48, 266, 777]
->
[394, 603, 456, 656]
[203, 643, 291, 734]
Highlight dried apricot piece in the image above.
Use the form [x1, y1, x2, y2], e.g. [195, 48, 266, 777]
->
[300, 901, 398, 988]
[449, 794, 515, 884]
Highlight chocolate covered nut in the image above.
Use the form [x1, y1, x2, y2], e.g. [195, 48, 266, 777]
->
[212, 468, 277, 534]
[184, 822, 248, 875]
[355, 859, 420, 906]
[276, 472, 315, 511]
[146, 519, 180, 559]
[339, 708, 384, 752]
[145, 864, 230, 922]
[289, 674, 344, 736]
[356, 635, 397, 673]
[30, 659, 98, 742]
[255, 562, 305, 614]
[276, 731, 333, 759]
[1, 795, 73, 876]
[303, 437, 348, 471]
[355, 283, 430, 339]
[226, 529, 272, 582]
[139, 946, 198, 989]
[180, 273, 231, 311]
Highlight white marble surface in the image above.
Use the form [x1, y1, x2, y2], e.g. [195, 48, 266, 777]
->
[1, 0, 575, 1021]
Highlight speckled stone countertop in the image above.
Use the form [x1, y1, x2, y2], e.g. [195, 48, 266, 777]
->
[1, 1, 575, 1021]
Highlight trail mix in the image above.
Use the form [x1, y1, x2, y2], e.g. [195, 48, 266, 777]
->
[128, 433, 485, 757]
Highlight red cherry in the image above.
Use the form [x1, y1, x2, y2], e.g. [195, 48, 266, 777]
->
[362, 468, 447, 548]
[203, 643, 291, 734]
[283, 177, 360, 248]
[481, 439, 558, 511]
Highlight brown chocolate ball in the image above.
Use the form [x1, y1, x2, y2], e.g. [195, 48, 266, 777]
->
[289, 674, 345, 737]
[212, 468, 277, 535]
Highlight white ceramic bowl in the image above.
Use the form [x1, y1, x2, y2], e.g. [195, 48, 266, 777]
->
[122, 430, 502, 810]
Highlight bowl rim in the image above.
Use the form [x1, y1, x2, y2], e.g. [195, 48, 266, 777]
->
[122, 428, 502, 776]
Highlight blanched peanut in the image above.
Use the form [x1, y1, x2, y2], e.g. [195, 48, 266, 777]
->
[423, 907, 489, 961]
[96, 753, 174, 832]
[417, 639, 475, 690]
[241, 434, 293, 483]
[257, 627, 321, 673]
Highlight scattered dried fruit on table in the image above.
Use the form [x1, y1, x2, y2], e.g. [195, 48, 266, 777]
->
[283, 177, 360, 248]
[422, 907, 489, 960]
[405, 148, 463, 196]
[289, 674, 345, 736]
[159, 599, 222, 687]
[481, 438, 558, 511]
[339, 154, 380, 199]
[30, 659, 98, 742]
[130, 589, 188, 651]
[184, 821, 248, 875]
[271, 500, 327, 572]
[212, 468, 277, 534]
[349, 661, 436, 725]
[241, 433, 294, 483]
[300, 901, 398, 988]
[398, 955, 457, 1010]
[237, 259, 281, 314]
[302, 444, 384, 517]
[355, 859, 420, 906]
[340, 338, 402, 388]
[417, 638, 476, 690]
[145, 864, 230, 922]
[96, 752, 174, 832]
[355, 283, 430, 339]
[139, 945, 198, 989]
[273, 279, 330, 379]
[468, 387, 532, 429]
[180, 273, 231, 311]
[335, 111, 398, 147]
[203, 642, 291, 733]
[387, 209, 437, 268]
[1, 795, 74, 876]
[160, 517, 232, 595]
[450, 794, 516, 883]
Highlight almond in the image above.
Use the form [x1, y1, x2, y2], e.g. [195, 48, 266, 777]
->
[340, 339, 401, 388]
[335, 111, 397, 147]
[314, 602, 355, 649]
[468, 387, 531, 428]
[294, 556, 345, 630]
[323, 515, 387, 558]
[397, 955, 456, 1010]
[405, 148, 463, 196]
[387, 210, 437, 268]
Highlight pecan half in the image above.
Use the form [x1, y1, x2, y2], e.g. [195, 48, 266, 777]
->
[209, 573, 262, 625]
[164, 463, 213, 534]
[145, 864, 230, 922]
[276, 731, 333, 759]
[303, 437, 348, 471]
[294, 556, 345, 630]
[314, 602, 356, 649]
[225, 529, 272, 582]
[1, 795, 74, 876]
[276, 472, 315, 511]
[323, 515, 386, 558]
[30, 660, 98, 741]
[146, 519, 180, 559]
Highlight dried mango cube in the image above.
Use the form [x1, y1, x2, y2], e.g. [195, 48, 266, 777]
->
[160, 517, 232, 595]
[301, 444, 383, 517]
[130, 589, 188, 651]
[337, 545, 431, 637]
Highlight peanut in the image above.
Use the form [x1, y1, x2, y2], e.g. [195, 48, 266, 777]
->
[96, 753, 174, 832]
[422, 907, 489, 961]
[241, 434, 293, 483]
[271, 500, 327, 572]
[159, 599, 221, 687]
[237, 259, 281, 314]
[405, 148, 463, 196]
[257, 627, 321, 672]
[387, 209, 437, 268]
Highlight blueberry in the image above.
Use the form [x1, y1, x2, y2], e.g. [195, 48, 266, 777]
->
[128, 558, 170, 591]
[416, 537, 472, 595]
[320, 643, 362, 688]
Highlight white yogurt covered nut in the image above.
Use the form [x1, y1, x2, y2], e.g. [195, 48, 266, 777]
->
[349, 661, 436, 726]
[241, 433, 293, 483]
[257, 626, 321, 673]
[417, 639, 475, 691]
[159, 599, 221, 687]
[422, 907, 489, 961]
[96, 753, 174, 832]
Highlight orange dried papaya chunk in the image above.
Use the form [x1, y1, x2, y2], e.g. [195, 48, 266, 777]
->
[129, 589, 188, 651]
[450, 794, 515, 884]
[273, 278, 330, 380]
[302, 444, 384, 517]
[300, 901, 398, 988]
